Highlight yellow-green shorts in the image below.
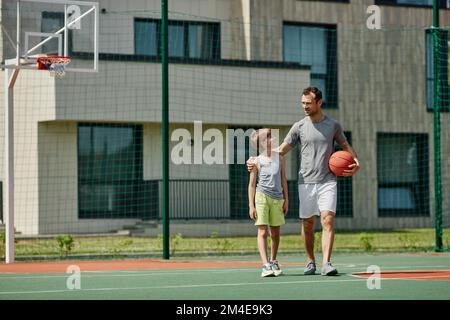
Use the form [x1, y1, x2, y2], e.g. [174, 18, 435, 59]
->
[254, 192, 285, 227]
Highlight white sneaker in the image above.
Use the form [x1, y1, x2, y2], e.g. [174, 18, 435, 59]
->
[270, 260, 282, 276]
[321, 262, 338, 276]
[261, 263, 275, 277]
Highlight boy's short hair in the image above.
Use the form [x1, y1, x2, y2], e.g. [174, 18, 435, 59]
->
[250, 128, 271, 149]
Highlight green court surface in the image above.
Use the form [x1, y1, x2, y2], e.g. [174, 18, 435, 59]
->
[0, 253, 449, 300]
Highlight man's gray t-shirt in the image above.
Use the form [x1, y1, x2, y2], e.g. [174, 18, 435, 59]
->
[284, 116, 347, 184]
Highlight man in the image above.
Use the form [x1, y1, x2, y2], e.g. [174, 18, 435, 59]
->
[247, 87, 360, 276]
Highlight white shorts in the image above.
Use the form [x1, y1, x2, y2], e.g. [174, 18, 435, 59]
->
[298, 181, 337, 219]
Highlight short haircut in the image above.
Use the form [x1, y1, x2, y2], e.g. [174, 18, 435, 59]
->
[250, 128, 271, 149]
[302, 86, 323, 102]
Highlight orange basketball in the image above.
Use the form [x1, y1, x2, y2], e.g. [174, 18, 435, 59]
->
[329, 151, 355, 177]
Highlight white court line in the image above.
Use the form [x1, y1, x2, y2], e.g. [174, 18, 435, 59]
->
[0, 268, 261, 280]
[0, 278, 367, 296]
[0, 265, 448, 280]
[378, 275, 450, 280]
[5, 274, 449, 297]
[0, 266, 310, 280]
[342, 265, 449, 270]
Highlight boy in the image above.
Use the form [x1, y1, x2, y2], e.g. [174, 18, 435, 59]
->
[248, 128, 289, 277]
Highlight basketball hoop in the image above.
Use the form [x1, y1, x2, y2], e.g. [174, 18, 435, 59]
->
[37, 56, 71, 78]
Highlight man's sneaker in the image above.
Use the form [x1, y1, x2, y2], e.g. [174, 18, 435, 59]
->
[261, 263, 275, 277]
[304, 261, 316, 275]
[270, 260, 282, 276]
[321, 262, 338, 276]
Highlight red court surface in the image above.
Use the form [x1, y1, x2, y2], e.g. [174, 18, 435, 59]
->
[352, 270, 450, 281]
[0, 259, 303, 274]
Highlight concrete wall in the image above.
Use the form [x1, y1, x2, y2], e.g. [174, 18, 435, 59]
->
[1, 70, 56, 235]
[96, 0, 253, 61]
[52, 62, 309, 124]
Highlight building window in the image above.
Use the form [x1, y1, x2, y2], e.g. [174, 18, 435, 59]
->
[135, 19, 158, 56]
[134, 18, 221, 60]
[283, 23, 338, 108]
[78, 124, 158, 219]
[169, 24, 185, 57]
[297, 0, 349, 2]
[228, 126, 258, 219]
[426, 29, 449, 111]
[426, 30, 434, 110]
[375, 0, 449, 8]
[41, 12, 70, 55]
[377, 133, 429, 217]
[335, 132, 353, 217]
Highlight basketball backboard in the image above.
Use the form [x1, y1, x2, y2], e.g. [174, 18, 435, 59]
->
[1, 0, 99, 73]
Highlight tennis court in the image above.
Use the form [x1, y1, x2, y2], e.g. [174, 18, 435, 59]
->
[1, 253, 449, 300]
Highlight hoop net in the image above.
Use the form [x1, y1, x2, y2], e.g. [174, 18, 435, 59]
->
[37, 56, 71, 78]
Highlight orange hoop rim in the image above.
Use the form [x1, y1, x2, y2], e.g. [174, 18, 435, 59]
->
[37, 55, 71, 65]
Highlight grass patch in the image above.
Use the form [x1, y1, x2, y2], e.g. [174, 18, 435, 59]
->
[0, 228, 448, 260]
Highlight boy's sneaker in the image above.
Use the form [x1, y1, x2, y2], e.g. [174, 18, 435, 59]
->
[321, 262, 338, 276]
[304, 261, 317, 275]
[270, 260, 282, 276]
[261, 263, 275, 277]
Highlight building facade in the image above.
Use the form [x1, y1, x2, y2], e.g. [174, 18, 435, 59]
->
[0, 0, 449, 235]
